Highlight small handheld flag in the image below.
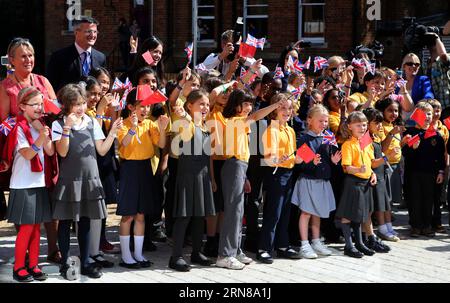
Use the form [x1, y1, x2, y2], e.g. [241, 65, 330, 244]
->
[444, 116, 450, 130]
[43, 98, 62, 115]
[141, 90, 168, 106]
[407, 134, 420, 147]
[184, 42, 193, 64]
[296, 143, 316, 163]
[142, 51, 154, 65]
[0, 116, 16, 136]
[314, 56, 329, 72]
[410, 108, 427, 128]
[424, 126, 437, 139]
[238, 43, 256, 58]
[136, 85, 153, 101]
[246, 34, 266, 50]
[359, 131, 373, 150]
[322, 130, 338, 147]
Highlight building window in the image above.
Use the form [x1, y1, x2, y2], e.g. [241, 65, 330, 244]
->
[243, 0, 268, 40]
[298, 0, 325, 44]
[193, 0, 215, 42]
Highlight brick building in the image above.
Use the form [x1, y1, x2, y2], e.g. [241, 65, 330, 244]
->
[0, 0, 449, 77]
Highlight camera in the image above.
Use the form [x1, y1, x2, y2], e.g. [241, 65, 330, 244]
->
[1, 56, 9, 66]
[227, 17, 243, 62]
[338, 90, 346, 101]
[403, 18, 441, 54]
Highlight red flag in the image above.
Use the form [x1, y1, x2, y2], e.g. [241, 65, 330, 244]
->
[407, 134, 420, 147]
[141, 90, 168, 106]
[424, 126, 437, 139]
[410, 108, 427, 127]
[443, 117, 450, 130]
[43, 98, 61, 115]
[359, 131, 373, 150]
[142, 51, 154, 65]
[238, 43, 256, 58]
[136, 85, 153, 101]
[296, 143, 316, 163]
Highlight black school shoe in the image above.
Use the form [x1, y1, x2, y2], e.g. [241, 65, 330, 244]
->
[90, 254, 115, 268]
[276, 247, 302, 259]
[118, 260, 141, 269]
[80, 264, 103, 279]
[169, 256, 191, 272]
[366, 237, 389, 253]
[355, 244, 375, 256]
[344, 247, 363, 258]
[191, 252, 213, 266]
[256, 251, 274, 264]
[13, 267, 34, 282]
[28, 266, 48, 281]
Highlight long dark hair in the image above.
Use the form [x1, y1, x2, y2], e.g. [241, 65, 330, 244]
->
[120, 88, 139, 119]
[222, 89, 255, 118]
[277, 44, 299, 72]
[375, 98, 403, 125]
[127, 36, 165, 88]
[133, 66, 159, 88]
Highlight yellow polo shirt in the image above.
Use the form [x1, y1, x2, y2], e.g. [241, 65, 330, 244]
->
[206, 106, 227, 161]
[436, 120, 449, 145]
[223, 116, 251, 162]
[341, 136, 374, 179]
[118, 118, 160, 160]
[381, 121, 402, 164]
[348, 91, 378, 108]
[262, 123, 296, 168]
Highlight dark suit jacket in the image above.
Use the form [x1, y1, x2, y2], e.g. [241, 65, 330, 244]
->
[46, 44, 106, 92]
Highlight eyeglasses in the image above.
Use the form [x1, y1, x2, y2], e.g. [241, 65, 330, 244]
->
[25, 103, 44, 108]
[404, 62, 420, 67]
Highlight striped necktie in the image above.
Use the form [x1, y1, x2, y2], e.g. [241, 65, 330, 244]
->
[81, 51, 91, 76]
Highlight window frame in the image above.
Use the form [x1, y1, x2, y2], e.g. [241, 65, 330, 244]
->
[192, 0, 216, 44]
[243, 0, 269, 42]
[297, 0, 326, 44]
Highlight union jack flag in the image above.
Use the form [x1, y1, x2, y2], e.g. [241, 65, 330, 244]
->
[112, 77, 132, 91]
[292, 59, 304, 73]
[291, 88, 301, 99]
[314, 56, 329, 72]
[0, 116, 16, 136]
[303, 56, 311, 70]
[351, 58, 365, 68]
[368, 63, 376, 75]
[273, 66, 284, 79]
[184, 42, 193, 64]
[322, 130, 338, 147]
[246, 34, 266, 50]
[287, 56, 295, 71]
[240, 67, 247, 78]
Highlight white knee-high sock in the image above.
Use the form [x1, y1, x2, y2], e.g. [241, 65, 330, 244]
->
[119, 235, 136, 263]
[133, 236, 146, 261]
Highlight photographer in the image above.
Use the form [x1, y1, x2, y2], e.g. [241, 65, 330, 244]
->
[425, 29, 450, 117]
[201, 30, 255, 79]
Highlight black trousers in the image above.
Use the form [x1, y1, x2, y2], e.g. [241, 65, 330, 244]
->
[164, 157, 178, 238]
[432, 183, 443, 227]
[405, 171, 436, 229]
[244, 155, 265, 249]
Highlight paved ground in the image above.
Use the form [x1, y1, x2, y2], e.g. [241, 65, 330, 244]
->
[1, 204, 449, 283]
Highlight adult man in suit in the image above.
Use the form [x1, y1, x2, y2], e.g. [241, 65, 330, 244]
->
[46, 17, 106, 92]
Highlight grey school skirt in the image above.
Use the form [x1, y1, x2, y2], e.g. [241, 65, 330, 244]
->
[336, 174, 373, 223]
[7, 187, 52, 225]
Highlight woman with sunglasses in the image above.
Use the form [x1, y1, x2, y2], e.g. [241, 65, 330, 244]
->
[0, 37, 62, 264]
[401, 53, 434, 105]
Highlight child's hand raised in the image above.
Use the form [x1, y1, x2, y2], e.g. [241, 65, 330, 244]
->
[31, 119, 44, 131]
[157, 115, 170, 131]
[110, 117, 123, 136]
[130, 112, 138, 129]
[129, 35, 138, 53]
[39, 126, 50, 139]
[412, 138, 420, 150]
[250, 58, 263, 73]
[313, 154, 322, 165]
[295, 154, 304, 164]
[331, 150, 342, 165]
[64, 113, 78, 128]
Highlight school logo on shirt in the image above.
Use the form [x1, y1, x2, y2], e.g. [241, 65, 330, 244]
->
[431, 138, 437, 146]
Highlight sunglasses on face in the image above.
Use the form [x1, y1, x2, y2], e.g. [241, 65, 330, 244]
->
[404, 62, 420, 67]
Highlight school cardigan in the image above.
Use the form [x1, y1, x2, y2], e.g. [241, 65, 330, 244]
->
[341, 136, 374, 180]
[118, 117, 160, 160]
[297, 130, 337, 180]
[402, 127, 445, 174]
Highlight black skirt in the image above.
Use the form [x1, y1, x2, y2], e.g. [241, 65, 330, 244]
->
[117, 159, 160, 216]
[373, 175, 391, 212]
[173, 154, 215, 218]
[336, 174, 373, 223]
